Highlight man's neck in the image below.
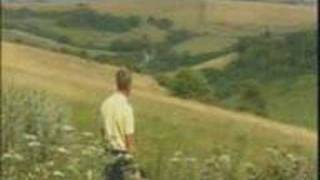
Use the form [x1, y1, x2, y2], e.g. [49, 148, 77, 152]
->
[118, 90, 129, 98]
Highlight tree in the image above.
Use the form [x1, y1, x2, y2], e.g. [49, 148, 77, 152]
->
[168, 69, 210, 98]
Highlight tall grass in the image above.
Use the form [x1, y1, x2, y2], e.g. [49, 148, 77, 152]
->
[1, 87, 316, 179]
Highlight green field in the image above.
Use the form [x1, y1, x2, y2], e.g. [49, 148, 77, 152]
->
[2, 42, 317, 179]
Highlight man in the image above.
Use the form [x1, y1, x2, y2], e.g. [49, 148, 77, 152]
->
[100, 68, 141, 180]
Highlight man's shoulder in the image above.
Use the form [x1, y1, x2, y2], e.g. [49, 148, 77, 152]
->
[101, 94, 114, 109]
[101, 93, 128, 107]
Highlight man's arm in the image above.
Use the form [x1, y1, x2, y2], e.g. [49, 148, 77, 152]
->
[100, 127, 105, 138]
[125, 134, 135, 154]
[97, 111, 106, 140]
[124, 106, 135, 154]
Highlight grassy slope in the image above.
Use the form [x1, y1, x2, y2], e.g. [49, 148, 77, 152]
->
[262, 75, 317, 128]
[2, 42, 317, 173]
[3, 0, 316, 55]
[191, 53, 238, 70]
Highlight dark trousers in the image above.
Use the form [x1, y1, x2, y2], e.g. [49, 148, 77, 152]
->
[104, 150, 147, 180]
[104, 150, 130, 180]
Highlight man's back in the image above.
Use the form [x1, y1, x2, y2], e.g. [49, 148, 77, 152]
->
[101, 92, 134, 151]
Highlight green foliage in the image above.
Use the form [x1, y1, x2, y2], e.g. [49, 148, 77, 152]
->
[56, 9, 141, 32]
[1, 87, 69, 153]
[166, 69, 211, 99]
[166, 29, 196, 45]
[1, 87, 107, 179]
[235, 80, 267, 116]
[244, 147, 316, 180]
[3, 7, 229, 73]
[232, 30, 316, 81]
[161, 30, 316, 126]
[147, 16, 174, 30]
[109, 36, 151, 52]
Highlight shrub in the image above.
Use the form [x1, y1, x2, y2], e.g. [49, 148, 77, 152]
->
[236, 80, 267, 115]
[147, 16, 174, 30]
[167, 69, 210, 98]
[1, 87, 69, 153]
[166, 29, 195, 45]
[1, 87, 107, 179]
[56, 9, 141, 33]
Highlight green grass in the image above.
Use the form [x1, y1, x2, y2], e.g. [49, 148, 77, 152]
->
[66, 91, 317, 178]
[263, 75, 317, 129]
[2, 42, 317, 179]
[174, 34, 236, 54]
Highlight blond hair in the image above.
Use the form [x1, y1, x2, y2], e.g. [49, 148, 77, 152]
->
[116, 67, 132, 91]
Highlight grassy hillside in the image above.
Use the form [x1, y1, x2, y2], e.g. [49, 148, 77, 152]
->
[2, 0, 316, 72]
[2, 42, 317, 178]
[163, 30, 317, 130]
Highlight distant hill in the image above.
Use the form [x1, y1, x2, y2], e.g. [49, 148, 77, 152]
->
[1, 0, 103, 4]
[163, 30, 317, 129]
[2, 0, 316, 5]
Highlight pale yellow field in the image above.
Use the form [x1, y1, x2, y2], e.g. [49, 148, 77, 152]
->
[2, 42, 317, 149]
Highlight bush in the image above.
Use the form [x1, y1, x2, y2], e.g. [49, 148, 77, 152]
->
[147, 16, 174, 30]
[56, 35, 71, 44]
[1, 87, 69, 153]
[56, 9, 141, 33]
[236, 80, 267, 115]
[1, 87, 107, 179]
[166, 29, 195, 45]
[167, 69, 210, 98]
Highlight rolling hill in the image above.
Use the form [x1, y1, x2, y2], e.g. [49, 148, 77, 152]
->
[3, 0, 316, 56]
[2, 42, 316, 168]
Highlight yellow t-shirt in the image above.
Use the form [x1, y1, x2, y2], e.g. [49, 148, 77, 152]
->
[100, 92, 134, 151]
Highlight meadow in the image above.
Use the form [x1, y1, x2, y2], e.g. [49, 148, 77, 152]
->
[1, 0, 317, 179]
[1, 42, 317, 179]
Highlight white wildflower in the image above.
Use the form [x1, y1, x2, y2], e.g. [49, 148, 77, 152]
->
[56, 147, 70, 154]
[28, 141, 41, 148]
[244, 162, 255, 170]
[46, 161, 55, 167]
[62, 125, 75, 132]
[35, 166, 41, 173]
[13, 153, 24, 161]
[185, 157, 197, 163]
[23, 133, 37, 141]
[2, 153, 14, 160]
[169, 157, 181, 163]
[81, 149, 91, 156]
[87, 170, 93, 180]
[82, 132, 94, 137]
[287, 153, 296, 162]
[53, 171, 65, 177]
[266, 147, 279, 156]
[219, 154, 231, 165]
[206, 157, 216, 164]
[174, 151, 183, 157]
